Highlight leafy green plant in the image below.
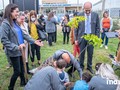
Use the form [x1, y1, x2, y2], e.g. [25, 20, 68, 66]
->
[112, 19, 120, 31]
[82, 34, 102, 47]
[67, 16, 86, 28]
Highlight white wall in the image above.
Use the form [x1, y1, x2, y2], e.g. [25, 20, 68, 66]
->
[93, 0, 120, 11]
[110, 0, 120, 8]
[0, 0, 9, 10]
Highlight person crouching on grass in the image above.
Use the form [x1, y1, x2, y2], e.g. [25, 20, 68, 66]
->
[1, 4, 43, 90]
[89, 63, 118, 90]
[73, 72, 92, 90]
[56, 60, 70, 85]
[24, 59, 71, 90]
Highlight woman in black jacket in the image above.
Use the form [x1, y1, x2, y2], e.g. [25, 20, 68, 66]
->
[61, 14, 71, 44]
[38, 14, 46, 31]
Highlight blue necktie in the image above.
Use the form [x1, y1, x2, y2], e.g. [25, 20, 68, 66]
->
[86, 16, 90, 34]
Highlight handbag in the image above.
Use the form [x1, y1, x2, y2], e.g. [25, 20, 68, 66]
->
[37, 29, 47, 41]
[103, 28, 109, 32]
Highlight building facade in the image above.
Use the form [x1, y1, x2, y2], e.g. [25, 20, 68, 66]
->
[9, 0, 39, 13]
[93, 0, 120, 18]
[40, 0, 82, 15]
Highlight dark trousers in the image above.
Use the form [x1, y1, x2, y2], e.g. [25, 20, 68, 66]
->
[67, 64, 76, 75]
[63, 31, 70, 44]
[48, 32, 54, 46]
[54, 30, 57, 43]
[79, 39, 94, 69]
[9, 56, 25, 90]
[101, 28, 109, 45]
[54, 25, 57, 43]
[30, 44, 40, 62]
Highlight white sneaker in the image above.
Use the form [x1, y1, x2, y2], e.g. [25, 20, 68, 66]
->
[105, 46, 108, 49]
[100, 44, 104, 48]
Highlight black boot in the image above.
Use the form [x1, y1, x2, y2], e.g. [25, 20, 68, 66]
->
[20, 80, 26, 87]
[8, 86, 14, 90]
[20, 77, 26, 87]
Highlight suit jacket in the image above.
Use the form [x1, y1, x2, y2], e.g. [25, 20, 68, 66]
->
[74, 12, 100, 44]
[1, 19, 35, 57]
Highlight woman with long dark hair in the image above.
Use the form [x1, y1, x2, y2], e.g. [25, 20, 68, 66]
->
[61, 14, 71, 44]
[1, 4, 43, 90]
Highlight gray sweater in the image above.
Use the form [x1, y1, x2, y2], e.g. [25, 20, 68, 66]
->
[53, 49, 82, 78]
[24, 66, 65, 90]
[1, 19, 35, 57]
[45, 17, 57, 33]
[89, 75, 117, 90]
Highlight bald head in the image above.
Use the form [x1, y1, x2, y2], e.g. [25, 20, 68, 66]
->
[84, 2, 92, 8]
[62, 53, 70, 64]
[84, 2, 92, 15]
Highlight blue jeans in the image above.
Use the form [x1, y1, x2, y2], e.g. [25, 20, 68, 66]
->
[101, 28, 109, 45]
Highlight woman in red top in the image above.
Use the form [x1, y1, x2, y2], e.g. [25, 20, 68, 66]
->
[100, 11, 113, 49]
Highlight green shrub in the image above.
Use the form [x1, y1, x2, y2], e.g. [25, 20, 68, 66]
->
[112, 19, 120, 31]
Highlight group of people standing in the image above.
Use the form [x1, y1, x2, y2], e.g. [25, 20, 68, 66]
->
[0, 1, 118, 90]
[0, 4, 44, 90]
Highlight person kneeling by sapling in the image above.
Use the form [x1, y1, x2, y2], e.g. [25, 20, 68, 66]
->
[73, 72, 92, 90]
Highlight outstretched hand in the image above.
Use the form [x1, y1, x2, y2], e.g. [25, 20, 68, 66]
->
[34, 40, 44, 46]
[75, 40, 78, 45]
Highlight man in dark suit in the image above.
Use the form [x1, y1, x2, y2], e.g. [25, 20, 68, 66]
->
[74, 2, 100, 74]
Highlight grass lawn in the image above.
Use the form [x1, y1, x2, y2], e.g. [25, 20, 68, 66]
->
[0, 27, 120, 90]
